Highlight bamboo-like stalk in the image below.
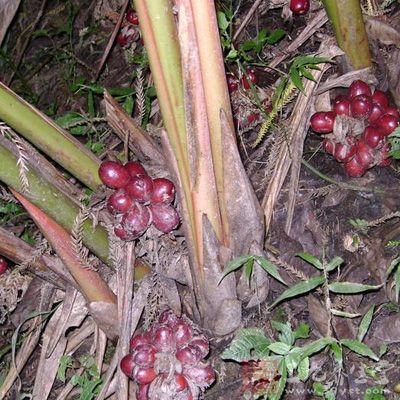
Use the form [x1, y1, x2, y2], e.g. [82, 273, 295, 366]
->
[322, 0, 372, 70]
[0, 81, 102, 190]
[0, 143, 110, 264]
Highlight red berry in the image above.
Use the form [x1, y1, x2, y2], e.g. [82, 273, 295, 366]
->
[126, 9, 139, 25]
[355, 139, 374, 169]
[117, 32, 129, 47]
[362, 126, 384, 148]
[241, 68, 257, 89]
[334, 143, 356, 163]
[174, 321, 194, 348]
[114, 224, 136, 241]
[130, 333, 152, 351]
[0, 256, 8, 275]
[189, 337, 210, 358]
[332, 95, 351, 116]
[289, 0, 310, 14]
[153, 325, 174, 352]
[151, 178, 176, 204]
[174, 374, 189, 392]
[368, 104, 384, 124]
[124, 161, 147, 178]
[348, 80, 372, 99]
[383, 107, 400, 119]
[376, 114, 400, 136]
[99, 161, 130, 189]
[372, 90, 389, 109]
[126, 175, 154, 203]
[122, 204, 151, 237]
[176, 345, 203, 366]
[344, 157, 366, 178]
[107, 189, 133, 214]
[351, 94, 372, 118]
[133, 344, 157, 367]
[310, 111, 336, 133]
[184, 363, 215, 386]
[158, 309, 179, 326]
[226, 73, 238, 92]
[134, 367, 157, 385]
[150, 203, 180, 233]
[322, 138, 335, 155]
[120, 354, 135, 377]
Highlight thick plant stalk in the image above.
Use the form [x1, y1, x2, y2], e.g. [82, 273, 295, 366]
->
[0, 142, 110, 263]
[322, 0, 372, 69]
[0, 81, 102, 190]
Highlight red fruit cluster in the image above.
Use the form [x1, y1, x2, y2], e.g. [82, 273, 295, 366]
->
[117, 8, 140, 47]
[226, 68, 258, 93]
[0, 256, 9, 275]
[310, 80, 399, 177]
[99, 160, 179, 240]
[120, 310, 215, 400]
[290, 0, 310, 15]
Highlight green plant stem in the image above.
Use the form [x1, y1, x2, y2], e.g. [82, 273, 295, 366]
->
[322, 0, 372, 70]
[0, 143, 110, 264]
[0, 81, 102, 191]
[301, 159, 385, 194]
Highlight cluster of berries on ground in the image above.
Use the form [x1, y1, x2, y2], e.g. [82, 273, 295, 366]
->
[117, 8, 141, 48]
[310, 80, 399, 177]
[120, 309, 215, 400]
[99, 160, 180, 240]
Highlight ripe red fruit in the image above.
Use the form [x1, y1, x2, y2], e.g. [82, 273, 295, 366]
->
[130, 333, 152, 351]
[136, 384, 149, 400]
[124, 161, 147, 178]
[176, 345, 203, 366]
[355, 139, 374, 168]
[383, 107, 400, 119]
[289, 0, 310, 14]
[117, 27, 137, 47]
[344, 157, 366, 178]
[332, 95, 351, 116]
[334, 143, 356, 163]
[226, 73, 238, 92]
[158, 309, 179, 326]
[348, 80, 372, 99]
[150, 203, 180, 233]
[154, 325, 174, 352]
[372, 90, 389, 109]
[126, 175, 154, 203]
[310, 111, 336, 133]
[114, 224, 136, 241]
[190, 337, 210, 358]
[151, 178, 176, 204]
[368, 104, 384, 124]
[184, 363, 216, 386]
[99, 161, 130, 189]
[0, 256, 8, 275]
[133, 344, 157, 367]
[126, 9, 139, 25]
[174, 321, 193, 348]
[120, 354, 135, 377]
[134, 367, 157, 385]
[241, 69, 257, 89]
[122, 204, 151, 237]
[351, 94, 372, 118]
[174, 374, 189, 392]
[322, 138, 335, 155]
[107, 189, 133, 214]
[362, 126, 384, 148]
[376, 114, 400, 136]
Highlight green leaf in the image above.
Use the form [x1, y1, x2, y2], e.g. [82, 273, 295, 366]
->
[330, 342, 343, 367]
[221, 328, 270, 362]
[285, 347, 302, 374]
[349, 218, 369, 229]
[271, 321, 294, 346]
[296, 252, 323, 270]
[268, 342, 291, 355]
[226, 49, 238, 60]
[270, 275, 326, 308]
[395, 266, 400, 303]
[266, 29, 286, 45]
[269, 360, 287, 400]
[330, 309, 361, 318]
[328, 282, 382, 294]
[218, 255, 252, 285]
[385, 256, 400, 280]
[253, 256, 286, 284]
[340, 339, 379, 361]
[217, 11, 230, 31]
[300, 337, 335, 359]
[122, 95, 134, 116]
[357, 306, 375, 342]
[297, 356, 310, 381]
[313, 382, 325, 396]
[293, 323, 309, 340]
[57, 355, 74, 383]
[244, 257, 255, 285]
[325, 390, 336, 400]
[79, 378, 102, 400]
[290, 67, 304, 91]
[326, 256, 344, 272]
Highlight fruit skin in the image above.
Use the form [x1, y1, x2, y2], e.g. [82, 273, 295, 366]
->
[184, 363, 216, 386]
[350, 94, 372, 118]
[226, 73, 238, 92]
[310, 111, 336, 133]
[134, 367, 157, 385]
[151, 178, 176, 204]
[368, 104, 384, 124]
[322, 138, 335, 155]
[376, 114, 400, 136]
[107, 189, 133, 214]
[130, 333, 153, 351]
[241, 68, 257, 90]
[124, 161, 147, 178]
[150, 203, 180, 233]
[126, 9, 139, 25]
[362, 126, 384, 149]
[348, 80, 372, 99]
[383, 107, 400, 119]
[120, 353, 135, 377]
[332, 95, 351, 116]
[289, 0, 310, 15]
[334, 143, 356, 163]
[99, 161, 130, 189]
[0, 256, 8, 275]
[344, 157, 366, 177]
[355, 139, 374, 169]
[122, 204, 151, 237]
[126, 175, 154, 203]
[372, 90, 389, 109]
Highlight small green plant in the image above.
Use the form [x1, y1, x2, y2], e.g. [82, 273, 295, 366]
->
[384, 255, 400, 303]
[388, 126, 400, 159]
[57, 354, 102, 400]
